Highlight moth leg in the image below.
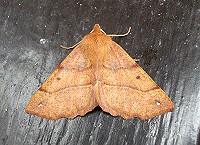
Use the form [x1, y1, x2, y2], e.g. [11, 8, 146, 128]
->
[133, 59, 140, 62]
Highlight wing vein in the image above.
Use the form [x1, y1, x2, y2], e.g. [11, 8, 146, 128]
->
[39, 84, 92, 94]
[103, 83, 159, 92]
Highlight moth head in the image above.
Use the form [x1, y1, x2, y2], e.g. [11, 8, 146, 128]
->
[90, 24, 106, 35]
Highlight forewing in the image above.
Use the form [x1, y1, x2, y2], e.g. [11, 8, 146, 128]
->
[26, 44, 98, 120]
[97, 42, 174, 120]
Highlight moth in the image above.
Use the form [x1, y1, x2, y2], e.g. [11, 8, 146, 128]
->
[26, 24, 174, 120]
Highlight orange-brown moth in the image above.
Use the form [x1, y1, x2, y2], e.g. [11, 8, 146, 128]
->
[26, 24, 174, 120]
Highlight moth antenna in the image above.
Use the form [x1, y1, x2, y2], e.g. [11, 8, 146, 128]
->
[107, 27, 131, 37]
[60, 41, 81, 50]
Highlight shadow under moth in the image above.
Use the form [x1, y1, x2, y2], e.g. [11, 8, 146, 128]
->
[26, 24, 174, 120]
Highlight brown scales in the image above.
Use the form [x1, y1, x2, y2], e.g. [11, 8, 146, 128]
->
[26, 24, 174, 120]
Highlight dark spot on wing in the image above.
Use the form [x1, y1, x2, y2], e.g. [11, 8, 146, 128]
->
[136, 75, 140, 79]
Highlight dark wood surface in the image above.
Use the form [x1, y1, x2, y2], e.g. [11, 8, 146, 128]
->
[0, 0, 200, 145]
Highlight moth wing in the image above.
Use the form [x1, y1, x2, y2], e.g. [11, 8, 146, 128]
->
[98, 42, 174, 120]
[26, 44, 98, 120]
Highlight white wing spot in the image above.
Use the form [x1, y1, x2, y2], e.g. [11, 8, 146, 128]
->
[156, 101, 161, 106]
[38, 102, 43, 107]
